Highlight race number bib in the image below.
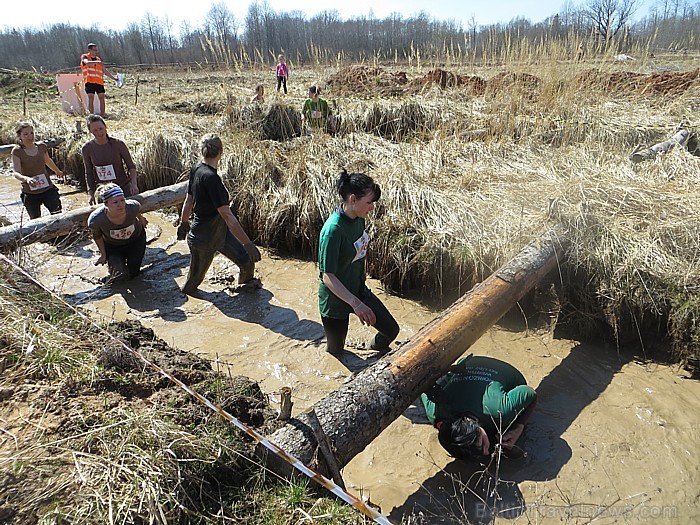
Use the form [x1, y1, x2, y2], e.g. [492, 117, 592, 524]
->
[352, 231, 370, 263]
[28, 173, 50, 190]
[95, 164, 117, 182]
[310, 110, 322, 119]
[109, 224, 135, 241]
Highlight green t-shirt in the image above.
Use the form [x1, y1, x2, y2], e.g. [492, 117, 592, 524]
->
[303, 97, 331, 128]
[421, 356, 536, 436]
[318, 208, 370, 318]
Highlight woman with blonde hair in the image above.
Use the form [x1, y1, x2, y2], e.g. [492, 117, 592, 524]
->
[87, 183, 147, 281]
[11, 122, 64, 220]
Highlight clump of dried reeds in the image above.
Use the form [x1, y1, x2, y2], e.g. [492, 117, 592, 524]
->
[262, 103, 303, 141]
[360, 101, 439, 141]
[135, 131, 191, 190]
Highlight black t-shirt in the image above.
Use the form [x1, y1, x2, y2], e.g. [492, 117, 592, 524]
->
[188, 162, 230, 225]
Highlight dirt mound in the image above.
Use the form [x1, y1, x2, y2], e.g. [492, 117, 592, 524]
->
[327, 64, 408, 96]
[576, 68, 700, 95]
[485, 71, 542, 100]
[410, 68, 487, 95]
[160, 99, 223, 114]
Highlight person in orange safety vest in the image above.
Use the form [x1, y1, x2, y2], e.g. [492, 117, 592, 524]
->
[80, 43, 117, 117]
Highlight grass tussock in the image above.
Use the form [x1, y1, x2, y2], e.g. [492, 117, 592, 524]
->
[0, 260, 366, 524]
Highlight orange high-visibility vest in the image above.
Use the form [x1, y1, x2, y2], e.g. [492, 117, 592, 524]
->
[80, 53, 104, 85]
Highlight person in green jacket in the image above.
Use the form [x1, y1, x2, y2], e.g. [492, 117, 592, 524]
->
[302, 85, 336, 133]
[318, 170, 399, 355]
[421, 355, 537, 461]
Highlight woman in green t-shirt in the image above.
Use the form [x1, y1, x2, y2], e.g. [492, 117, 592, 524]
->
[318, 170, 399, 355]
[422, 355, 537, 462]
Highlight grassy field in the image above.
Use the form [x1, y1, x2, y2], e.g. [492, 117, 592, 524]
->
[1, 50, 700, 522]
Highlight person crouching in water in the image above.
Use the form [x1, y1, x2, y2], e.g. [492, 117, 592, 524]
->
[88, 183, 147, 281]
[421, 355, 537, 462]
[177, 134, 261, 295]
[318, 170, 399, 355]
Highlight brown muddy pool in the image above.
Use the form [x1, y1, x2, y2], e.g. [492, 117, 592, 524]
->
[2, 173, 700, 524]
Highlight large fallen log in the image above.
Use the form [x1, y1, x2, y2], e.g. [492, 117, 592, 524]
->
[630, 129, 690, 163]
[260, 228, 568, 477]
[0, 181, 187, 250]
[0, 138, 66, 155]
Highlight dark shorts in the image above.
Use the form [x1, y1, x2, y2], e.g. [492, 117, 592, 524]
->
[20, 186, 62, 220]
[85, 82, 105, 94]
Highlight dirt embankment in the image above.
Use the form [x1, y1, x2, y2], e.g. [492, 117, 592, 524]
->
[325, 64, 700, 98]
[0, 268, 285, 524]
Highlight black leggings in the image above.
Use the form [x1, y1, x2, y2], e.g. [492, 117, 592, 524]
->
[182, 229, 254, 294]
[105, 229, 146, 279]
[321, 292, 399, 354]
[276, 75, 287, 94]
[21, 187, 62, 220]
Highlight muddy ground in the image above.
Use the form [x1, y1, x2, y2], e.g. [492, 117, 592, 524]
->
[1, 175, 699, 524]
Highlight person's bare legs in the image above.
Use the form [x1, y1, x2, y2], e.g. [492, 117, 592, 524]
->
[97, 92, 107, 116]
[87, 93, 95, 115]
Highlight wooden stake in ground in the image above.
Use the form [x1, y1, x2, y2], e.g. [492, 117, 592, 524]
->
[630, 129, 690, 163]
[259, 228, 568, 478]
[0, 181, 188, 250]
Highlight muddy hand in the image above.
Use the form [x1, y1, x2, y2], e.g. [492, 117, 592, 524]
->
[353, 301, 376, 326]
[244, 242, 261, 263]
[176, 221, 189, 240]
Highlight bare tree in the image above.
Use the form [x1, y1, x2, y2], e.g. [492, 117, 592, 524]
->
[141, 12, 163, 64]
[205, 2, 237, 51]
[584, 0, 639, 43]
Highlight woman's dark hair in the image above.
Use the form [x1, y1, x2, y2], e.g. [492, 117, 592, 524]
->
[200, 133, 223, 159]
[308, 85, 319, 95]
[437, 415, 484, 462]
[87, 114, 106, 129]
[336, 169, 381, 202]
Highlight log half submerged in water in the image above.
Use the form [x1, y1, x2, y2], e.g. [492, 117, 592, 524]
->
[0, 181, 188, 250]
[260, 228, 568, 478]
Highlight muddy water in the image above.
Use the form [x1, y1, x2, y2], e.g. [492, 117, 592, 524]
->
[2, 172, 700, 524]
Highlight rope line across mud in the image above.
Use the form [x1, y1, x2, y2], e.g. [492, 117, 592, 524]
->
[0, 252, 395, 525]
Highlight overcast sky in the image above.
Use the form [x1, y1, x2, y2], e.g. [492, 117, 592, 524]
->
[3, 0, 656, 33]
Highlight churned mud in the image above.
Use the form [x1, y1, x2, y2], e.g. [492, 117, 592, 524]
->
[2, 175, 700, 523]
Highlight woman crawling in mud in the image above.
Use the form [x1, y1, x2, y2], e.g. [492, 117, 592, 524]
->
[317, 170, 399, 355]
[88, 183, 147, 281]
[177, 133, 262, 295]
[421, 355, 537, 461]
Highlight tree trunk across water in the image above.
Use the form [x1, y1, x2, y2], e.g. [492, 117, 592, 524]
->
[0, 181, 187, 250]
[259, 228, 568, 478]
[0, 138, 65, 155]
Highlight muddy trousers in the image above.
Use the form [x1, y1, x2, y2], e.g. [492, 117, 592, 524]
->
[182, 230, 254, 294]
[106, 230, 146, 280]
[321, 293, 400, 354]
[21, 187, 62, 220]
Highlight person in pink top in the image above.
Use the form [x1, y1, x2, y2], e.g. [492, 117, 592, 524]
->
[276, 54, 289, 94]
